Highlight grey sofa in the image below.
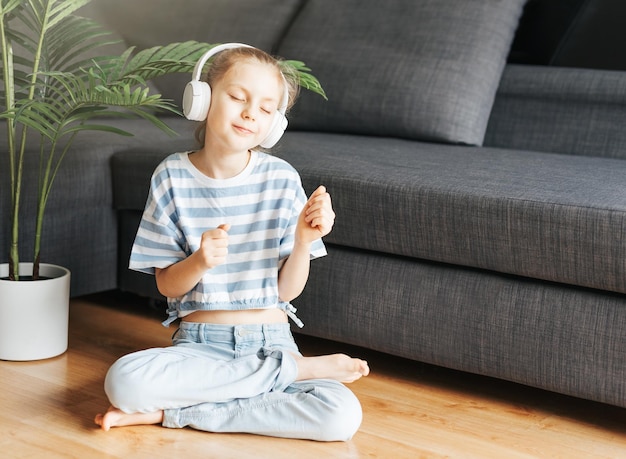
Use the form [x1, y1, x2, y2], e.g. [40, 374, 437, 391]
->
[3, 0, 626, 410]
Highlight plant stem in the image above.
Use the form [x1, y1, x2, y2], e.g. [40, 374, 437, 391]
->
[1, 2, 18, 280]
[23, 0, 52, 279]
[33, 131, 76, 277]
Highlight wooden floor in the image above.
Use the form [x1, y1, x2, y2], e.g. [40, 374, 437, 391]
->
[2, 292, 626, 458]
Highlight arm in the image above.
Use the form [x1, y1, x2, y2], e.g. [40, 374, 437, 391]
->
[278, 186, 335, 302]
[155, 223, 230, 298]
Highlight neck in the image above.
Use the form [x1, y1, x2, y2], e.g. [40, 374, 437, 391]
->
[191, 148, 251, 179]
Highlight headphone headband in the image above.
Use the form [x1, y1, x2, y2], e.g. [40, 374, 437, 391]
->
[191, 43, 252, 82]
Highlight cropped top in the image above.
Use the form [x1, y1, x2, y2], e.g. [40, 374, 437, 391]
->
[129, 151, 326, 326]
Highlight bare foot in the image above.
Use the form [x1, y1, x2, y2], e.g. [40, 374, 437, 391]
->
[295, 353, 370, 383]
[94, 406, 164, 431]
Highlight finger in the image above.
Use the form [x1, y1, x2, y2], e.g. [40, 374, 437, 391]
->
[306, 193, 332, 216]
[211, 247, 229, 257]
[203, 226, 230, 242]
[306, 203, 335, 222]
[311, 185, 326, 197]
[213, 223, 230, 238]
[306, 199, 333, 217]
[308, 214, 334, 231]
[305, 209, 329, 224]
[306, 186, 327, 206]
[211, 238, 229, 248]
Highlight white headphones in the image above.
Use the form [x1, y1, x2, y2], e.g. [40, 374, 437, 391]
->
[182, 43, 289, 148]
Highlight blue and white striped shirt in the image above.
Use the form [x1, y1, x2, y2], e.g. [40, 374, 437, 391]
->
[129, 151, 326, 326]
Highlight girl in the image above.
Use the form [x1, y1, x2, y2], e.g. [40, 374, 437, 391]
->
[94, 45, 369, 441]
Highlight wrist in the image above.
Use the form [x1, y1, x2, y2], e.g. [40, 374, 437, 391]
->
[293, 238, 313, 251]
[190, 249, 214, 272]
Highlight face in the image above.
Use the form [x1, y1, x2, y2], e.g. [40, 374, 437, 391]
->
[204, 59, 283, 155]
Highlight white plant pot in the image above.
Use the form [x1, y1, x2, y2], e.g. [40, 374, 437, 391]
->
[0, 263, 71, 361]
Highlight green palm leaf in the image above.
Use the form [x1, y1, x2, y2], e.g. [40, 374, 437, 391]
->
[8, 69, 180, 140]
[283, 60, 328, 100]
[103, 41, 211, 85]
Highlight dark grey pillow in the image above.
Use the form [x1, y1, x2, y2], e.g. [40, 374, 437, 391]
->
[278, 0, 526, 146]
[87, 0, 303, 108]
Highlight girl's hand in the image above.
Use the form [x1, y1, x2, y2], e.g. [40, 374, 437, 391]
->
[296, 186, 335, 244]
[198, 223, 230, 269]
[155, 223, 231, 298]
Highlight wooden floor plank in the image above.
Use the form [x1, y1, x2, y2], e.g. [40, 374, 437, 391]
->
[1, 291, 626, 458]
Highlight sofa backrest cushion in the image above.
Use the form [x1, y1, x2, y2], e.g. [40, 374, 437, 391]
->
[277, 0, 526, 146]
[485, 64, 626, 160]
[86, 0, 304, 108]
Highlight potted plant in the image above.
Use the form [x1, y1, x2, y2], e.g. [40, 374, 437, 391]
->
[0, 0, 325, 361]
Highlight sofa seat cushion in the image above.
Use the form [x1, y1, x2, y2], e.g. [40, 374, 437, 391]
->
[277, 0, 525, 146]
[275, 131, 626, 295]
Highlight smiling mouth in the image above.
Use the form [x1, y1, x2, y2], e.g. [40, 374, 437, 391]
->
[234, 124, 254, 135]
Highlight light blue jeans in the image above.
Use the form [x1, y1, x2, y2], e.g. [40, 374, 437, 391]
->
[104, 322, 363, 441]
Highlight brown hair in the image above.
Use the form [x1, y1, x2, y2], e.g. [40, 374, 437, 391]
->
[193, 47, 300, 147]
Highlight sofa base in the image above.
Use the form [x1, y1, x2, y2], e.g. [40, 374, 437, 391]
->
[293, 245, 626, 409]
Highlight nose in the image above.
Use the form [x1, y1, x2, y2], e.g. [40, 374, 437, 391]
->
[242, 106, 256, 121]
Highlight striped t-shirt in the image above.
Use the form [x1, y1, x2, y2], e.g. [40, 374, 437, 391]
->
[129, 151, 327, 326]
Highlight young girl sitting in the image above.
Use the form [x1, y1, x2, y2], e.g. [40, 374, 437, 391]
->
[94, 44, 369, 441]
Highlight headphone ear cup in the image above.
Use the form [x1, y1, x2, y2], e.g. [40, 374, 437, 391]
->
[183, 80, 212, 121]
[260, 111, 288, 148]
